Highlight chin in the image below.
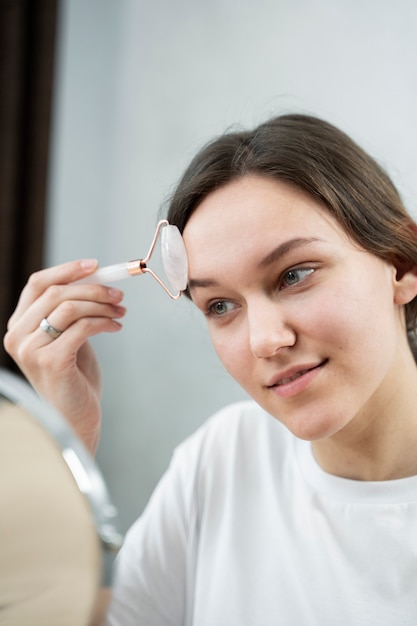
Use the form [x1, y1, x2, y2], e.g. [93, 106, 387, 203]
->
[273, 408, 348, 442]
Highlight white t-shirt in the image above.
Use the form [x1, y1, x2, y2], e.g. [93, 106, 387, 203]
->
[105, 401, 417, 625]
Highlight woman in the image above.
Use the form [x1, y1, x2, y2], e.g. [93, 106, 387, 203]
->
[5, 114, 417, 625]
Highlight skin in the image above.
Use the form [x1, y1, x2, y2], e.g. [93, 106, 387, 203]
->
[183, 174, 417, 481]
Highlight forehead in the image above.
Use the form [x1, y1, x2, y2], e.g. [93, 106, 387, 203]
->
[182, 175, 345, 263]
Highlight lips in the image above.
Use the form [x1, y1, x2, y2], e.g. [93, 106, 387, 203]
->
[267, 360, 327, 388]
[276, 368, 315, 386]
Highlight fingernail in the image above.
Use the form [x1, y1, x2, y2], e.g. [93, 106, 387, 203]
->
[109, 288, 124, 300]
[80, 259, 98, 269]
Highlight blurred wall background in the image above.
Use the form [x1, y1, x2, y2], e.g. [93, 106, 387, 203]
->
[45, 0, 417, 542]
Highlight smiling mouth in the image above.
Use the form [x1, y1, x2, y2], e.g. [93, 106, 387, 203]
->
[271, 360, 328, 387]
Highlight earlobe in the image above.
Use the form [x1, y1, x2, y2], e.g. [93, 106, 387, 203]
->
[393, 262, 417, 305]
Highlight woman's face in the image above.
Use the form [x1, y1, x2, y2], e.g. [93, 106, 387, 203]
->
[183, 175, 408, 442]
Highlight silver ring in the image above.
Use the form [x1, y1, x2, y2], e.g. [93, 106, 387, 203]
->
[40, 317, 63, 339]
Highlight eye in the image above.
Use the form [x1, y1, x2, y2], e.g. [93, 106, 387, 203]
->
[207, 300, 236, 317]
[281, 267, 314, 288]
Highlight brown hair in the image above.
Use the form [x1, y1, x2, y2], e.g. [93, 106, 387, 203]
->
[166, 113, 417, 357]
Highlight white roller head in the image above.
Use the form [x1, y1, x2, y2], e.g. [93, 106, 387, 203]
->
[161, 225, 188, 292]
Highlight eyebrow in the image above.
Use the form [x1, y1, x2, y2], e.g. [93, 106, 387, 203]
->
[257, 237, 322, 269]
[188, 237, 323, 291]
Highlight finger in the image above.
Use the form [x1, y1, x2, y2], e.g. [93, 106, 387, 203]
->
[5, 293, 125, 367]
[6, 313, 123, 378]
[6, 300, 125, 363]
[33, 318, 122, 383]
[37, 301, 126, 345]
[45, 315, 124, 350]
[8, 283, 124, 338]
[8, 259, 98, 328]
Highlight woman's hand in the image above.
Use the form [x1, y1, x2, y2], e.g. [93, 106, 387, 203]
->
[3, 259, 126, 454]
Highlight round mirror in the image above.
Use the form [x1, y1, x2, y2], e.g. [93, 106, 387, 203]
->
[0, 368, 123, 626]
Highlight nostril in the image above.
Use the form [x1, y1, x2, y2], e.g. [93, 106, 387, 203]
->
[247, 301, 296, 358]
[250, 328, 296, 359]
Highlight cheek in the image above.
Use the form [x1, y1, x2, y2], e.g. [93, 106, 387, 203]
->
[294, 285, 365, 353]
[209, 327, 251, 379]
[310, 278, 397, 361]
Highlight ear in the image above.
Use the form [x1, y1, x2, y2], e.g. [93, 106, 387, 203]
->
[393, 260, 417, 305]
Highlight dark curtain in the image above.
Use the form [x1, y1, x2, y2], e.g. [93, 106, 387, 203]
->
[0, 0, 58, 371]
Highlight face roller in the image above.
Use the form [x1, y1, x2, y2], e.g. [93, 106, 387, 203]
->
[74, 220, 188, 299]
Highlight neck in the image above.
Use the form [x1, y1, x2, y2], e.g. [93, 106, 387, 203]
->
[312, 350, 417, 481]
[312, 424, 417, 481]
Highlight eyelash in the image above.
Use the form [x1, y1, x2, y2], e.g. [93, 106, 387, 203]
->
[206, 300, 236, 318]
[205, 267, 315, 318]
[280, 267, 315, 289]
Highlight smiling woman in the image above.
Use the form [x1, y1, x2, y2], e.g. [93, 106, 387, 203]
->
[4, 113, 417, 625]
[182, 175, 409, 449]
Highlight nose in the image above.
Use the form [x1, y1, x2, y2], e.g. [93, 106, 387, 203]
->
[247, 298, 296, 358]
